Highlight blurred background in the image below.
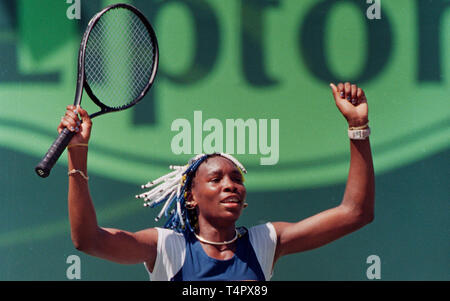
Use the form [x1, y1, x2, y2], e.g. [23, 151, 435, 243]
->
[0, 0, 448, 280]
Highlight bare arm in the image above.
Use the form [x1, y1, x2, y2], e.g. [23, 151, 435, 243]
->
[61, 105, 158, 268]
[273, 82, 375, 261]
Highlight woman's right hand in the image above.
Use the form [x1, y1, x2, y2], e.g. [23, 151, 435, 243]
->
[58, 105, 92, 146]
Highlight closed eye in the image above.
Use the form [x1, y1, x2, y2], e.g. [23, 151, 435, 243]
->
[210, 177, 221, 183]
[233, 176, 243, 184]
[207, 170, 243, 184]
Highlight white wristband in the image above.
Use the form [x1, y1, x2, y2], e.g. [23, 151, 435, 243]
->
[348, 127, 371, 140]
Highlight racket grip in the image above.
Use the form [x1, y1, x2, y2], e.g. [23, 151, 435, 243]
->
[35, 128, 76, 178]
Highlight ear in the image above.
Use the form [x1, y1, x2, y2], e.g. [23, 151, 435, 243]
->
[185, 190, 197, 207]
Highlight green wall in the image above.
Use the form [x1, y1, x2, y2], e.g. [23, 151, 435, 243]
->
[0, 0, 448, 280]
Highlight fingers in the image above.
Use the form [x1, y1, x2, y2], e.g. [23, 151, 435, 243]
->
[337, 83, 345, 98]
[351, 84, 357, 103]
[330, 82, 347, 99]
[58, 105, 90, 133]
[329, 83, 339, 99]
[77, 105, 92, 126]
[332, 82, 366, 106]
[344, 82, 351, 101]
[357, 87, 367, 103]
[329, 82, 369, 127]
[357, 87, 363, 99]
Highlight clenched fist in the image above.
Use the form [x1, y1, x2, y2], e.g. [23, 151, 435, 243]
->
[330, 82, 368, 128]
[58, 105, 92, 146]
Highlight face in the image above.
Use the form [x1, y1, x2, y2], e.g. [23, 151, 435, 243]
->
[188, 156, 247, 225]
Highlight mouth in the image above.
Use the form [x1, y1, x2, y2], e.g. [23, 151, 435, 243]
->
[220, 195, 243, 205]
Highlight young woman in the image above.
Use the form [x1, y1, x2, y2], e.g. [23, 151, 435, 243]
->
[60, 82, 374, 280]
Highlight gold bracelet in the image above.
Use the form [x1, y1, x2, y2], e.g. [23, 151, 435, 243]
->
[67, 143, 89, 149]
[349, 123, 369, 130]
[68, 169, 89, 180]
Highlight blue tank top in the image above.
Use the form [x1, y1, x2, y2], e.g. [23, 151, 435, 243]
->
[171, 227, 266, 281]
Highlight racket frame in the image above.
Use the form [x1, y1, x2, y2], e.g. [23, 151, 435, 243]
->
[34, 3, 158, 178]
[79, 3, 159, 118]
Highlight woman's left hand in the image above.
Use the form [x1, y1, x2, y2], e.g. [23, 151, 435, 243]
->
[330, 82, 368, 127]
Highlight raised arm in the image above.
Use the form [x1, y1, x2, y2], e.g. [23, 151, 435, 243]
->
[60, 105, 158, 269]
[273, 82, 375, 261]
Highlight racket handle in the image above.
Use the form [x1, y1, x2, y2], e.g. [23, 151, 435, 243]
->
[35, 128, 76, 178]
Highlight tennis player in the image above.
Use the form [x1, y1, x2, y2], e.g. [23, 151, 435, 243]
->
[59, 82, 374, 281]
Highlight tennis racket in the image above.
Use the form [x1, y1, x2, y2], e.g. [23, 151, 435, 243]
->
[35, 3, 158, 178]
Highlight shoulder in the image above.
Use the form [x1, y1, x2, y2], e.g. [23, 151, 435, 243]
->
[143, 228, 185, 273]
[132, 227, 159, 250]
[152, 227, 185, 246]
[135, 227, 188, 251]
[248, 222, 277, 240]
[147, 228, 187, 280]
[248, 222, 277, 250]
[247, 222, 278, 281]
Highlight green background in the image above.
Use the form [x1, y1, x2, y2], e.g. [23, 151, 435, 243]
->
[0, 0, 448, 280]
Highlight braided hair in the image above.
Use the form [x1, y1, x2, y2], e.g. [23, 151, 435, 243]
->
[136, 153, 247, 233]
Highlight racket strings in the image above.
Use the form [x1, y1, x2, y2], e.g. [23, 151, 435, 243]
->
[84, 9, 156, 109]
[128, 19, 154, 96]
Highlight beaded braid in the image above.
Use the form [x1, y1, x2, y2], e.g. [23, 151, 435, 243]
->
[136, 153, 247, 233]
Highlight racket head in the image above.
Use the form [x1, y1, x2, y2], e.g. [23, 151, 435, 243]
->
[80, 3, 159, 114]
[35, 4, 158, 178]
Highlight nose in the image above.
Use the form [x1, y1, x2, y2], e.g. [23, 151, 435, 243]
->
[222, 175, 238, 193]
